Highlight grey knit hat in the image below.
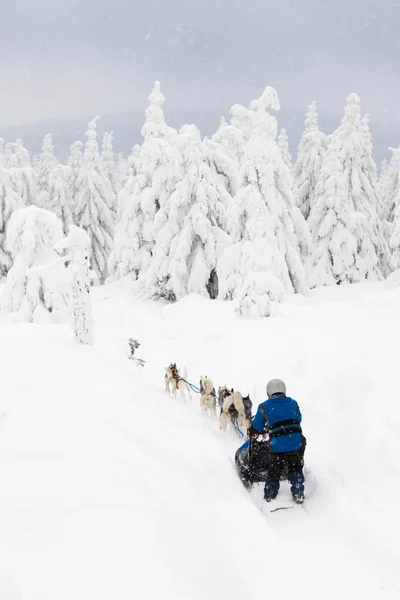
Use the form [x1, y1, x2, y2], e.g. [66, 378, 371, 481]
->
[266, 379, 286, 397]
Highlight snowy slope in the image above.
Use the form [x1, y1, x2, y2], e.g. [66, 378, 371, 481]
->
[0, 282, 399, 599]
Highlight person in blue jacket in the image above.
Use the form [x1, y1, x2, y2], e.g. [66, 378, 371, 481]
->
[248, 378, 306, 504]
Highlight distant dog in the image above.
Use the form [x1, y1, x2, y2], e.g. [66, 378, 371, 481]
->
[164, 363, 192, 402]
[219, 386, 252, 433]
[199, 376, 217, 418]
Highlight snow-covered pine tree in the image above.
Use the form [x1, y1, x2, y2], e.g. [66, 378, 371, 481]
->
[145, 124, 231, 300]
[0, 206, 69, 322]
[293, 101, 328, 220]
[55, 225, 93, 345]
[209, 116, 245, 194]
[361, 113, 385, 221]
[4, 142, 14, 167]
[277, 128, 292, 173]
[37, 134, 58, 209]
[67, 141, 84, 222]
[74, 117, 115, 283]
[308, 94, 391, 286]
[116, 144, 141, 219]
[0, 163, 22, 277]
[378, 156, 390, 222]
[229, 103, 255, 147]
[380, 148, 400, 241]
[204, 137, 237, 200]
[47, 165, 74, 235]
[380, 156, 389, 179]
[109, 81, 183, 282]
[116, 152, 129, 193]
[387, 151, 400, 268]
[217, 87, 310, 317]
[8, 139, 37, 206]
[101, 131, 119, 215]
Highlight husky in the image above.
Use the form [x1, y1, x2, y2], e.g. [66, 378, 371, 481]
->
[199, 376, 217, 418]
[219, 386, 252, 433]
[164, 363, 192, 402]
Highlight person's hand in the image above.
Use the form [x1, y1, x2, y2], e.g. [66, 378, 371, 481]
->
[247, 426, 260, 440]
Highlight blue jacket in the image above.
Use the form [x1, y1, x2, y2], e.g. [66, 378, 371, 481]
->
[252, 395, 302, 452]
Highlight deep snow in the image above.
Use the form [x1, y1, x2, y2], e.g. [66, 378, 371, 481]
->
[0, 281, 399, 599]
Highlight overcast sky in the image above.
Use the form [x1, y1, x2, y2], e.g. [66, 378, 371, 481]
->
[0, 0, 399, 157]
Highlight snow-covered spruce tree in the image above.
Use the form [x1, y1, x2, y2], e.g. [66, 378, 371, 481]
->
[378, 156, 390, 222]
[361, 113, 385, 221]
[0, 165, 22, 277]
[8, 139, 37, 206]
[109, 81, 183, 282]
[277, 128, 292, 173]
[47, 164, 74, 235]
[380, 148, 400, 249]
[67, 141, 84, 222]
[293, 101, 328, 220]
[308, 93, 390, 286]
[209, 116, 245, 195]
[217, 87, 310, 318]
[116, 152, 129, 193]
[55, 225, 93, 345]
[101, 131, 119, 214]
[145, 124, 231, 300]
[37, 134, 58, 209]
[74, 117, 115, 283]
[0, 206, 69, 322]
[116, 144, 141, 219]
[381, 148, 400, 224]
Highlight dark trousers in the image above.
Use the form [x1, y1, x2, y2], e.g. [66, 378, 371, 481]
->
[264, 435, 307, 500]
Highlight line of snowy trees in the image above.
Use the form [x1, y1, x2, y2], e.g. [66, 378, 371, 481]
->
[1, 81, 399, 318]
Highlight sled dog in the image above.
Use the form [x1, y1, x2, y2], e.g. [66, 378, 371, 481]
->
[219, 387, 252, 433]
[199, 376, 217, 418]
[164, 363, 192, 402]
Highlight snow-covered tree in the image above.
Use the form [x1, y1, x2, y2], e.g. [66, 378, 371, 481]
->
[55, 225, 93, 345]
[0, 138, 5, 167]
[101, 131, 119, 214]
[67, 141, 84, 221]
[116, 144, 141, 219]
[217, 87, 310, 317]
[387, 159, 400, 268]
[293, 101, 328, 219]
[382, 149, 400, 222]
[145, 124, 230, 300]
[48, 165, 74, 235]
[116, 152, 129, 192]
[379, 148, 400, 247]
[205, 135, 238, 199]
[37, 134, 58, 210]
[0, 206, 69, 322]
[308, 94, 391, 286]
[210, 116, 244, 193]
[74, 117, 115, 283]
[277, 128, 292, 172]
[110, 81, 183, 282]
[8, 139, 37, 206]
[0, 166, 22, 277]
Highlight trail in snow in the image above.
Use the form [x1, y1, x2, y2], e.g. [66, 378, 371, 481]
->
[0, 282, 399, 598]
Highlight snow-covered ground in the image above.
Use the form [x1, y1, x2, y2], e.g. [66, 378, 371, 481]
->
[0, 281, 399, 599]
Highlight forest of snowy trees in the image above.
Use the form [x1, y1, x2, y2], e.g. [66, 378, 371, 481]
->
[1, 81, 399, 318]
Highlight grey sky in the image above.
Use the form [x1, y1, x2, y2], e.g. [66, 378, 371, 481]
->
[0, 0, 399, 159]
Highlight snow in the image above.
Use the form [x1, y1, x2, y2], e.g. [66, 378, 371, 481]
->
[0, 282, 399, 599]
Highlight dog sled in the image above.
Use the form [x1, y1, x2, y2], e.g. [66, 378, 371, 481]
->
[234, 439, 290, 489]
